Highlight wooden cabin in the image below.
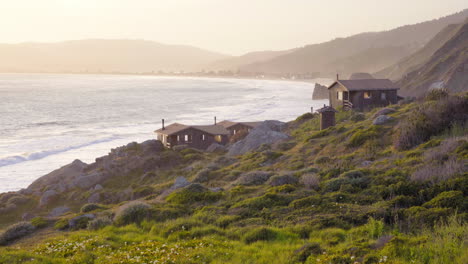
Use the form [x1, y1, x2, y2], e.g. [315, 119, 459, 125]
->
[217, 120, 262, 136]
[155, 123, 229, 150]
[328, 79, 399, 111]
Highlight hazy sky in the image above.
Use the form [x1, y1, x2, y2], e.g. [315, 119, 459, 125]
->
[1, 0, 467, 55]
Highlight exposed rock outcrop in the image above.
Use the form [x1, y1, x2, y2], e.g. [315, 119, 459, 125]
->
[373, 115, 394, 125]
[227, 121, 289, 156]
[312, 83, 329, 100]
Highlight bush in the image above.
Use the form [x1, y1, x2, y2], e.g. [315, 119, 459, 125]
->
[268, 174, 298, 186]
[31, 217, 48, 228]
[54, 218, 69, 230]
[350, 113, 366, 122]
[394, 95, 468, 150]
[80, 203, 103, 213]
[319, 228, 346, 245]
[423, 191, 465, 209]
[425, 88, 448, 101]
[166, 184, 223, 204]
[87, 217, 113, 230]
[348, 127, 380, 147]
[293, 243, 322, 263]
[0, 222, 35, 245]
[114, 201, 151, 226]
[411, 157, 465, 184]
[242, 227, 277, 244]
[366, 217, 384, 239]
[235, 171, 273, 186]
[300, 173, 320, 189]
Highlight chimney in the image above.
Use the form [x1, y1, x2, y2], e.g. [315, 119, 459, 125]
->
[214, 116, 217, 125]
[336, 74, 339, 80]
[162, 119, 165, 130]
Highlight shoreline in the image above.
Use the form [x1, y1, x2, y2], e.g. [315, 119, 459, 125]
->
[0, 71, 333, 85]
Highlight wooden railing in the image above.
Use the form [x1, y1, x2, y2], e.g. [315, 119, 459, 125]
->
[343, 100, 353, 110]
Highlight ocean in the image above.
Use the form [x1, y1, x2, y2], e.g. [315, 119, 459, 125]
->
[0, 73, 329, 193]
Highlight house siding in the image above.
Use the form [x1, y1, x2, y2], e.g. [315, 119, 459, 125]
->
[225, 123, 254, 136]
[328, 83, 348, 109]
[160, 127, 228, 150]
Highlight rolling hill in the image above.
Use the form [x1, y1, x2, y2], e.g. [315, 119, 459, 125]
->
[0, 39, 230, 73]
[238, 9, 468, 77]
[398, 19, 468, 97]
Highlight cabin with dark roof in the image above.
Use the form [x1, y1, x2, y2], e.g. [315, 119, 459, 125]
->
[155, 122, 229, 150]
[217, 120, 262, 136]
[327, 78, 400, 111]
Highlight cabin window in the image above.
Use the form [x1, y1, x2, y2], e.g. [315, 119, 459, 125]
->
[381, 92, 386, 100]
[364, 92, 372, 99]
[215, 135, 222, 143]
[177, 135, 180, 142]
[184, 135, 191, 142]
[337, 91, 343, 100]
[233, 130, 237, 135]
[202, 134, 206, 141]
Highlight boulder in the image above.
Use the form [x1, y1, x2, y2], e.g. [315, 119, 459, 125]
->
[206, 143, 227, 153]
[373, 108, 396, 118]
[27, 159, 87, 192]
[209, 187, 224, 192]
[39, 190, 58, 207]
[94, 184, 104, 191]
[312, 83, 329, 100]
[228, 121, 289, 156]
[373, 115, 394, 125]
[361, 160, 373, 167]
[49, 206, 70, 217]
[72, 172, 104, 189]
[235, 171, 273, 186]
[171, 177, 191, 190]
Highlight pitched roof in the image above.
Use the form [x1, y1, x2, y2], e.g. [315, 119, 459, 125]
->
[218, 120, 262, 129]
[192, 125, 230, 135]
[328, 79, 399, 91]
[155, 123, 229, 136]
[155, 123, 189, 135]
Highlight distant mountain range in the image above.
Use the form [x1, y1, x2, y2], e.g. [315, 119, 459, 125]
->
[0, 9, 466, 88]
[0, 39, 229, 73]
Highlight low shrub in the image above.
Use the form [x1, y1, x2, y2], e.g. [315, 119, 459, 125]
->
[423, 191, 465, 209]
[348, 126, 380, 148]
[366, 217, 384, 239]
[114, 201, 151, 226]
[300, 173, 320, 189]
[242, 227, 278, 244]
[394, 95, 468, 150]
[30, 217, 48, 228]
[318, 228, 346, 245]
[268, 174, 298, 186]
[54, 218, 69, 230]
[0, 222, 35, 245]
[80, 203, 103, 213]
[293, 242, 322, 263]
[87, 217, 113, 230]
[166, 184, 223, 204]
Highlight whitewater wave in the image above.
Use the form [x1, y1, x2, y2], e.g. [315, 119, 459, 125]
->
[0, 136, 121, 167]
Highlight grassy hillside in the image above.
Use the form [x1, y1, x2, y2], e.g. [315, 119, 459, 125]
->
[0, 93, 466, 263]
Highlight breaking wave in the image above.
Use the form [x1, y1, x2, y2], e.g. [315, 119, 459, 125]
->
[0, 136, 120, 167]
